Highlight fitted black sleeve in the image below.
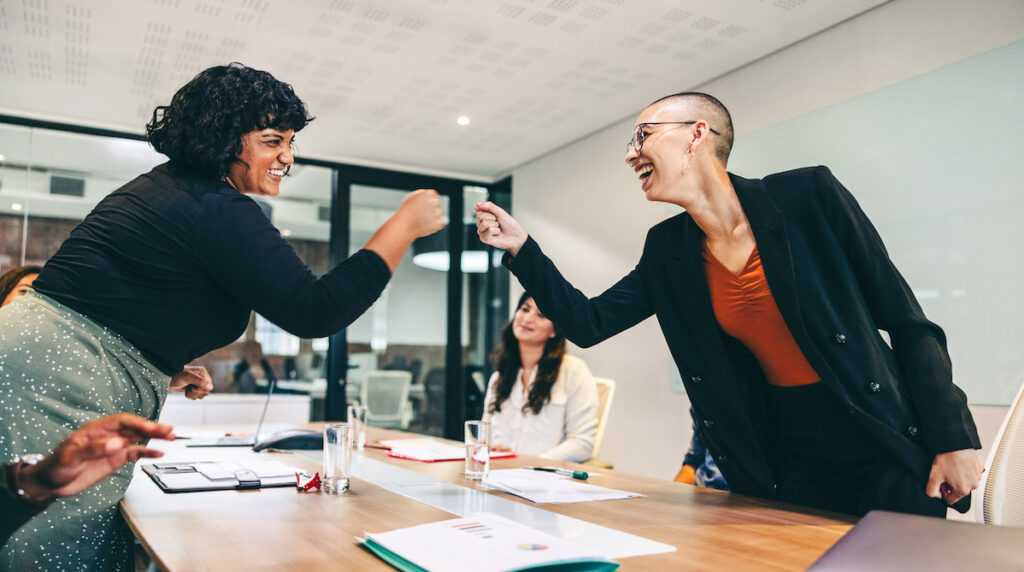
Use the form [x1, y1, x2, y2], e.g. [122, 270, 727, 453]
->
[504, 236, 654, 348]
[195, 193, 391, 339]
[814, 166, 980, 455]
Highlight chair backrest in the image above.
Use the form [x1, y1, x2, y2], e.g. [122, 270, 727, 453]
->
[981, 380, 1024, 526]
[590, 377, 616, 459]
[361, 370, 412, 427]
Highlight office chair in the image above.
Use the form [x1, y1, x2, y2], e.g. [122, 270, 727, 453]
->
[361, 370, 413, 430]
[421, 366, 447, 435]
[465, 367, 487, 421]
[979, 380, 1024, 527]
[584, 377, 616, 469]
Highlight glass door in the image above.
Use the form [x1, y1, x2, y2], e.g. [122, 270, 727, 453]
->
[329, 166, 510, 439]
[346, 184, 450, 435]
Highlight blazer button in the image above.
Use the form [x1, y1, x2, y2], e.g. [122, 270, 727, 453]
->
[907, 425, 919, 438]
[691, 375, 703, 384]
[715, 455, 729, 464]
[703, 419, 715, 429]
[833, 332, 847, 344]
[867, 381, 881, 393]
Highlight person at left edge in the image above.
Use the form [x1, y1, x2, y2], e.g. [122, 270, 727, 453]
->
[0, 63, 444, 571]
[2, 414, 175, 545]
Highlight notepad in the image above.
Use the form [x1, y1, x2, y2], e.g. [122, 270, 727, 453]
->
[481, 469, 642, 504]
[361, 514, 620, 572]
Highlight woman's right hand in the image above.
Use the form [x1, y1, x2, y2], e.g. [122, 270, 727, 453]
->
[394, 189, 445, 238]
[475, 202, 527, 257]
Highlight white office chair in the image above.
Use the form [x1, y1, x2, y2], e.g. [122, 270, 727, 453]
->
[584, 377, 616, 469]
[978, 380, 1024, 527]
[361, 370, 413, 430]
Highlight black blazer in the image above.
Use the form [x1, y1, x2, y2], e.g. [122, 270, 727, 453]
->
[506, 166, 980, 501]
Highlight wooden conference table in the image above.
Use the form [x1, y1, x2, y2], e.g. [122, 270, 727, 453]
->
[121, 425, 855, 571]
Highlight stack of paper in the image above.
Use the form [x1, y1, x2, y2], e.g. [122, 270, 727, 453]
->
[362, 513, 619, 572]
[481, 469, 642, 504]
[383, 438, 514, 463]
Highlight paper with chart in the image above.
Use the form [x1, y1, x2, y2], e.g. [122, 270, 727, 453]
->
[482, 469, 643, 504]
[363, 513, 618, 572]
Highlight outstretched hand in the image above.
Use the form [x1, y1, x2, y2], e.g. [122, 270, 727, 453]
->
[926, 448, 984, 506]
[20, 413, 175, 504]
[169, 365, 213, 400]
[475, 201, 527, 256]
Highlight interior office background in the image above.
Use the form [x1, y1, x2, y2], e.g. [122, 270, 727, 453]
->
[0, 0, 1022, 491]
[511, 0, 1024, 481]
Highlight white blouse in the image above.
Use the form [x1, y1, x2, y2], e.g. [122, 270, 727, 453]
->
[480, 354, 598, 463]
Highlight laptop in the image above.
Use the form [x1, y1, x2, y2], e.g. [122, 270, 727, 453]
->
[186, 379, 276, 447]
[807, 510, 1024, 571]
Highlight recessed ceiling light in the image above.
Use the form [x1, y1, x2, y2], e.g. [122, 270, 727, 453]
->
[456, 116, 471, 126]
[11, 202, 23, 211]
[282, 229, 292, 237]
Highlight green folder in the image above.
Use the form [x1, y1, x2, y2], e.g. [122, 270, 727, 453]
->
[359, 537, 620, 572]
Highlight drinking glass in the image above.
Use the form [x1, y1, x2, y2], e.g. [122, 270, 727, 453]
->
[347, 404, 368, 450]
[464, 420, 490, 480]
[323, 423, 352, 494]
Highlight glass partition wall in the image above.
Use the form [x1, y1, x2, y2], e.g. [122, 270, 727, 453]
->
[0, 118, 510, 439]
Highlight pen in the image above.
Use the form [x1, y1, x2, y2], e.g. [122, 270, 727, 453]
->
[527, 467, 588, 480]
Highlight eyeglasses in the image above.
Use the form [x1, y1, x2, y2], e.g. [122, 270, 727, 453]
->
[627, 121, 721, 153]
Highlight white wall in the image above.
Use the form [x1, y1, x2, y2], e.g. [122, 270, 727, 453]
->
[509, 0, 1024, 479]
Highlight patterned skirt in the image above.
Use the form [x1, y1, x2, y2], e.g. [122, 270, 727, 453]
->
[0, 290, 168, 571]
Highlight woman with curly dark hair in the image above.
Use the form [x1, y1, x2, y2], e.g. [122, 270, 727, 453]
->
[0, 264, 42, 307]
[0, 63, 443, 571]
[481, 292, 599, 463]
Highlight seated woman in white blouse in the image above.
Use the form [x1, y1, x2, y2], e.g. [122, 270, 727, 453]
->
[481, 292, 599, 463]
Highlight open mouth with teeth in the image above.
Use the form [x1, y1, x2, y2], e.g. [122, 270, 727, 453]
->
[637, 164, 653, 180]
[268, 167, 289, 178]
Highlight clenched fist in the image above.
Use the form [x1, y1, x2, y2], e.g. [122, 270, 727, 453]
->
[395, 189, 445, 238]
[475, 201, 527, 256]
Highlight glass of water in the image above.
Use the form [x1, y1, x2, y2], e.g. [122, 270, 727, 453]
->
[464, 420, 490, 480]
[347, 404, 367, 450]
[323, 423, 352, 494]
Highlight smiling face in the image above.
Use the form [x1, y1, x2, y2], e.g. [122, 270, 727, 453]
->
[1, 273, 37, 308]
[226, 128, 295, 196]
[624, 99, 701, 204]
[511, 297, 556, 347]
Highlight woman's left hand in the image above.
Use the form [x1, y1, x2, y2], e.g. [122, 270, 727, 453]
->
[169, 365, 213, 400]
[926, 448, 984, 505]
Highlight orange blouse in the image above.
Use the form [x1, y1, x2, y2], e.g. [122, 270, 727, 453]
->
[702, 242, 820, 387]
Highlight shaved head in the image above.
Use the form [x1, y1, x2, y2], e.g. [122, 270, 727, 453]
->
[649, 92, 734, 165]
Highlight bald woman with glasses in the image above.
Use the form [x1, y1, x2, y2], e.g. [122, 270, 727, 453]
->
[476, 92, 982, 518]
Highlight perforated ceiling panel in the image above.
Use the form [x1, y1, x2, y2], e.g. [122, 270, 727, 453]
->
[0, 0, 888, 176]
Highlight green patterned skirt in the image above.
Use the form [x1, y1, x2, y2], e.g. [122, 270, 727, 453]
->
[0, 290, 168, 571]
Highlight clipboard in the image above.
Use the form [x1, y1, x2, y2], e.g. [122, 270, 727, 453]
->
[141, 461, 300, 493]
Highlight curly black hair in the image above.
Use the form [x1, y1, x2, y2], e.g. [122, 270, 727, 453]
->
[146, 63, 314, 178]
[488, 292, 567, 416]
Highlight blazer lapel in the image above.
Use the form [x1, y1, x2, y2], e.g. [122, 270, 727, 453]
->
[730, 174, 803, 327]
[731, 174, 829, 382]
[663, 215, 731, 375]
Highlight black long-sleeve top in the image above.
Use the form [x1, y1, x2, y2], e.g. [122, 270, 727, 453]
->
[34, 162, 390, 375]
